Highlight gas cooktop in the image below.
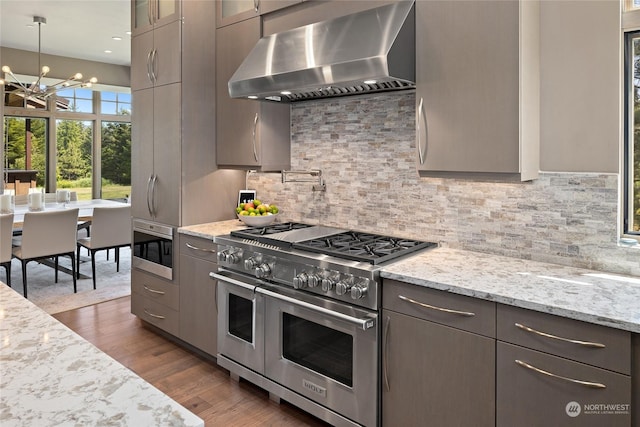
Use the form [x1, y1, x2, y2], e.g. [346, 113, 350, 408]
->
[230, 222, 437, 265]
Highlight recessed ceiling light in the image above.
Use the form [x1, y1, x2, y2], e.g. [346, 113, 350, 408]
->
[126, 31, 132, 36]
[104, 50, 112, 54]
[112, 36, 122, 41]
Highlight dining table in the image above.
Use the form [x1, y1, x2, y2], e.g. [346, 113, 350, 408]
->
[10, 198, 127, 227]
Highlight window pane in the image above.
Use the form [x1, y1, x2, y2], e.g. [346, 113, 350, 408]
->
[101, 121, 131, 200]
[56, 119, 93, 199]
[3, 86, 48, 110]
[3, 117, 47, 192]
[101, 90, 132, 116]
[102, 92, 117, 102]
[56, 88, 94, 113]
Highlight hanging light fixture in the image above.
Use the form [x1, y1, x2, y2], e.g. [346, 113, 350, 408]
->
[0, 16, 97, 104]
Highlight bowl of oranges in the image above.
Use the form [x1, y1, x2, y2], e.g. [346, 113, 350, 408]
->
[236, 199, 280, 227]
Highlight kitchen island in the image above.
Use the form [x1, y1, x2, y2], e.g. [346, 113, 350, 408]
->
[381, 246, 640, 333]
[0, 285, 204, 427]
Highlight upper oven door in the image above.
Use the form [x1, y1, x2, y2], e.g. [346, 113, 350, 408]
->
[132, 219, 174, 280]
[214, 270, 265, 375]
[259, 285, 379, 427]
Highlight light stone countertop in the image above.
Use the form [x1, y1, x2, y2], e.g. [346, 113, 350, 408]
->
[0, 285, 204, 427]
[381, 247, 640, 333]
[178, 219, 247, 239]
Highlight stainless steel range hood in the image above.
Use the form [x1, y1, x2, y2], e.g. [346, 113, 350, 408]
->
[228, 1, 415, 103]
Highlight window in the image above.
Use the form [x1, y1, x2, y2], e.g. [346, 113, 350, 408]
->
[624, 31, 640, 235]
[3, 84, 131, 200]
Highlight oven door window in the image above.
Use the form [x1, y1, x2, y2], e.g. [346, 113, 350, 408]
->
[133, 230, 173, 268]
[282, 313, 353, 387]
[229, 293, 253, 343]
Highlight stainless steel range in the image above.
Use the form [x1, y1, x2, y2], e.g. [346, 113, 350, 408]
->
[212, 222, 437, 427]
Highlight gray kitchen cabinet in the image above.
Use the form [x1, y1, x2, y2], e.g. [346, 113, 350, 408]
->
[215, 16, 291, 172]
[415, 0, 539, 181]
[382, 279, 496, 426]
[131, 20, 181, 91]
[132, 0, 181, 36]
[216, 0, 302, 28]
[179, 234, 218, 356]
[131, 83, 181, 226]
[131, 268, 180, 336]
[496, 304, 632, 426]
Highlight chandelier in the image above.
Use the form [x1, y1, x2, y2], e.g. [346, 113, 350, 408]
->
[0, 16, 97, 104]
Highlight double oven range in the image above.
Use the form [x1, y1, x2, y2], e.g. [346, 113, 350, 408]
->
[212, 222, 437, 427]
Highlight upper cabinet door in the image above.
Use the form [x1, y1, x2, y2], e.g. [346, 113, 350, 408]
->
[216, 0, 302, 28]
[415, 0, 539, 181]
[132, 0, 181, 37]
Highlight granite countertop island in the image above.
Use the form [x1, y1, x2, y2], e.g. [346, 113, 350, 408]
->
[382, 247, 640, 333]
[0, 285, 204, 427]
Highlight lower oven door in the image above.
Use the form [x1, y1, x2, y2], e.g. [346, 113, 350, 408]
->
[214, 270, 265, 375]
[259, 285, 379, 427]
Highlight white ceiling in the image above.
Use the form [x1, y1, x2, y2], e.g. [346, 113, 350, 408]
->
[0, 0, 131, 67]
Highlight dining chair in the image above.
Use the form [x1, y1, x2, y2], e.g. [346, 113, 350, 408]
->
[69, 191, 92, 238]
[1, 213, 13, 286]
[12, 208, 79, 298]
[76, 205, 131, 289]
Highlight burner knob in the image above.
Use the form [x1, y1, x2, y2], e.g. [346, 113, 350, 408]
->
[217, 250, 228, 262]
[351, 286, 368, 300]
[321, 278, 335, 292]
[307, 274, 321, 288]
[244, 258, 258, 271]
[293, 273, 308, 289]
[226, 252, 241, 264]
[255, 263, 271, 279]
[336, 281, 352, 296]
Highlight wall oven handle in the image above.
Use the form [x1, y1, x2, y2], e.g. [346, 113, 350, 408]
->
[256, 286, 376, 331]
[383, 315, 391, 392]
[185, 242, 216, 253]
[398, 294, 475, 317]
[515, 360, 606, 389]
[211, 271, 258, 293]
[515, 323, 606, 348]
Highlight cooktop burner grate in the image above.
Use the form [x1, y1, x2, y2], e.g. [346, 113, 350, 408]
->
[293, 231, 437, 265]
[231, 222, 313, 238]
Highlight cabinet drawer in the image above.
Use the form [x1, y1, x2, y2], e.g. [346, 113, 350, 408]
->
[497, 304, 631, 375]
[497, 342, 631, 427]
[132, 269, 179, 310]
[131, 294, 179, 336]
[180, 234, 218, 263]
[383, 279, 495, 338]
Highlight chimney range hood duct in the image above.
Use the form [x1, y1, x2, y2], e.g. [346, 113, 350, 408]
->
[228, 1, 415, 103]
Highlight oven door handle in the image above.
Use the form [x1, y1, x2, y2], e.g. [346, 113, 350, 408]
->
[256, 286, 376, 331]
[210, 271, 258, 293]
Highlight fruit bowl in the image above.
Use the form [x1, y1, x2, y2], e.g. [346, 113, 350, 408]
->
[237, 213, 278, 227]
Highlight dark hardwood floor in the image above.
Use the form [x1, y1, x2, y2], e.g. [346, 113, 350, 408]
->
[53, 296, 330, 426]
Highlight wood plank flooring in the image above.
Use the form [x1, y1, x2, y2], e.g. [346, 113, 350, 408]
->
[53, 296, 330, 426]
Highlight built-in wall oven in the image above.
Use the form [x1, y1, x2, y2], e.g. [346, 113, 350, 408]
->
[132, 219, 174, 280]
[213, 223, 437, 427]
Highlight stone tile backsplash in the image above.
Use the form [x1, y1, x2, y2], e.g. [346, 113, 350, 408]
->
[248, 92, 639, 276]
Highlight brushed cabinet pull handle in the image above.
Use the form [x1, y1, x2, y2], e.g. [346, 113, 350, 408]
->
[146, 50, 153, 84]
[148, 0, 154, 25]
[252, 113, 259, 162]
[254, 0, 260, 13]
[515, 323, 605, 348]
[151, 174, 158, 217]
[417, 97, 427, 165]
[151, 49, 158, 83]
[383, 315, 391, 392]
[185, 242, 216, 253]
[143, 285, 165, 295]
[144, 308, 166, 320]
[398, 294, 475, 317]
[515, 359, 606, 389]
[146, 175, 153, 216]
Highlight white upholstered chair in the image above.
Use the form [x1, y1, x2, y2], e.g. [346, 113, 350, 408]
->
[12, 208, 79, 298]
[76, 205, 131, 289]
[1, 213, 13, 286]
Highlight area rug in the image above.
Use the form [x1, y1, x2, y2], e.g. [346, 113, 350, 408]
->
[3, 247, 131, 314]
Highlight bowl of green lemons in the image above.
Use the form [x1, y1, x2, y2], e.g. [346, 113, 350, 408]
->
[236, 200, 280, 227]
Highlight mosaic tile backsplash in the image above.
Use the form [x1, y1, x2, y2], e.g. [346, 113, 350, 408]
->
[248, 92, 639, 276]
